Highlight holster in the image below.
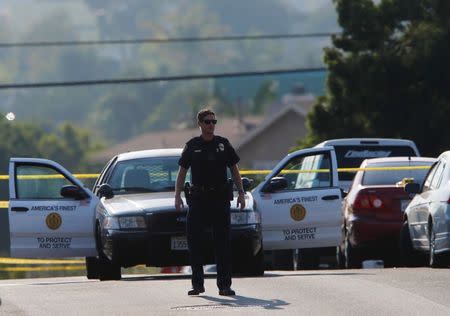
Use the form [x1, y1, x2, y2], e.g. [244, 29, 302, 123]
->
[184, 182, 192, 206]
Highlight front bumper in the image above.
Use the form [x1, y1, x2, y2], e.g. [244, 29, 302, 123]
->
[101, 216, 262, 267]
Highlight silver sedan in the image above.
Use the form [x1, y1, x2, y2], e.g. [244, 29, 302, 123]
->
[400, 151, 450, 268]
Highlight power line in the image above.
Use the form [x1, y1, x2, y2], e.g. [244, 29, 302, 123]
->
[0, 67, 327, 90]
[0, 33, 336, 48]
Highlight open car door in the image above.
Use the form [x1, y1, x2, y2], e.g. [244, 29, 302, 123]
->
[254, 146, 342, 250]
[8, 158, 98, 258]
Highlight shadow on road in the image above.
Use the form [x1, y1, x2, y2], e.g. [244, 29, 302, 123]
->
[121, 274, 210, 281]
[121, 270, 373, 282]
[259, 271, 374, 278]
[171, 294, 289, 311]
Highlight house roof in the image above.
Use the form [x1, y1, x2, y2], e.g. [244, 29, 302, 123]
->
[89, 116, 263, 163]
[235, 103, 311, 150]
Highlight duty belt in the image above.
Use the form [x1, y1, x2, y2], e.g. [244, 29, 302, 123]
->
[191, 184, 227, 193]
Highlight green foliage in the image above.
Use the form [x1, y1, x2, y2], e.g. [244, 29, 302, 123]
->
[300, 0, 450, 156]
[252, 81, 279, 114]
[0, 118, 100, 174]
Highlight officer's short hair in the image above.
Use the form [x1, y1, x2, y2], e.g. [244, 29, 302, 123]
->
[197, 108, 215, 123]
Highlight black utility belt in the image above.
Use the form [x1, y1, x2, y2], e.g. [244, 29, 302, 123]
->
[191, 185, 227, 193]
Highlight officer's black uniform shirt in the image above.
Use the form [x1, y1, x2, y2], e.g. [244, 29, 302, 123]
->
[178, 135, 240, 188]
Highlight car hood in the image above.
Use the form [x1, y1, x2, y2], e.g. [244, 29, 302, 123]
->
[101, 192, 180, 216]
[101, 191, 254, 216]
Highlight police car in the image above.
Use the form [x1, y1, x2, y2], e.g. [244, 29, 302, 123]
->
[7, 149, 263, 280]
[252, 146, 342, 270]
[314, 138, 421, 191]
[256, 139, 421, 270]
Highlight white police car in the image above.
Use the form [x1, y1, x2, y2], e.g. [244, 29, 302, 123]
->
[252, 146, 342, 270]
[314, 138, 420, 191]
[7, 149, 263, 280]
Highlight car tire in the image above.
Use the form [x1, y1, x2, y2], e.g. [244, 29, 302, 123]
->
[336, 245, 345, 269]
[399, 221, 425, 267]
[241, 247, 265, 277]
[95, 224, 122, 281]
[344, 235, 361, 269]
[98, 260, 122, 281]
[429, 228, 449, 268]
[298, 248, 320, 270]
[85, 257, 100, 279]
[272, 249, 295, 270]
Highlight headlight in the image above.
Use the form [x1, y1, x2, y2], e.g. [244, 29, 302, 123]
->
[230, 211, 260, 225]
[103, 216, 120, 229]
[118, 216, 146, 229]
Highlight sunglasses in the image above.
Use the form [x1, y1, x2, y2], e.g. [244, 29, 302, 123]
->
[202, 119, 217, 125]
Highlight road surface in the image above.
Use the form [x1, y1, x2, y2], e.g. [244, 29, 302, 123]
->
[1, 268, 449, 315]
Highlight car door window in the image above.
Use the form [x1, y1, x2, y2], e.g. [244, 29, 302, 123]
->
[422, 162, 440, 192]
[16, 164, 77, 199]
[93, 157, 117, 193]
[431, 162, 446, 189]
[274, 152, 331, 191]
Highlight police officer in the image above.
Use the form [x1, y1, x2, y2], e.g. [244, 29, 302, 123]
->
[175, 108, 245, 296]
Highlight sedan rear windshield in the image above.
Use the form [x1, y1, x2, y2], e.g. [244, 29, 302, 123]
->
[361, 163, 431, 185]
[334, 145, 418, 181]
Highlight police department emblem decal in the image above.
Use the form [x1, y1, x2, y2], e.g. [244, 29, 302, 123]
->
[218, 143, 224, 151]
[46, 212, 62, 230]
[290, 204, 306, 221]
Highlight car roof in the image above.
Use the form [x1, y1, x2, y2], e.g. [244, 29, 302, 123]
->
[116, 148, 183, 161]
[314, 138, 417, 147]
[363, 156, 436, 166]
[438, 150, 450, 161]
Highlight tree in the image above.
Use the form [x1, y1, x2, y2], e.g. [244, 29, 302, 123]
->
[300, 0, 450, 156]
[252, 80, 278, 114]
[0, 118, 99, 174]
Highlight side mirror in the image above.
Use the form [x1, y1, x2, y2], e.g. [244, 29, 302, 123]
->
[404, 182, 420, 194]
[264, 176, 288, 193]
[98, 183, 114, 199]
[242, 177, 254, 191]
[340, 189, 348, 199]
[61, 185, 88, 200]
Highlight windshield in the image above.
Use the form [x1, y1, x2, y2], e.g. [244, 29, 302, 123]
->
[334, 145, 417, 181]
[107, 156, 189, 194]
[361, 162, 431, 185]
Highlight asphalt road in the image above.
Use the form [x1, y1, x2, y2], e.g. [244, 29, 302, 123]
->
[1, 268, 449, 315]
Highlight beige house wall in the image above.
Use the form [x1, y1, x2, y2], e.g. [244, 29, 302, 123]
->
[237, 111, 307, 169]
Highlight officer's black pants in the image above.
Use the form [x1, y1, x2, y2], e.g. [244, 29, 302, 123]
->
[187, 197, 231, 290]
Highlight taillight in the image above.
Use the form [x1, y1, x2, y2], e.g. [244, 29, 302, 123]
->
[354, 193, 370, 209]
[352, 192, 385, 215]
[369, 195, 383, 208]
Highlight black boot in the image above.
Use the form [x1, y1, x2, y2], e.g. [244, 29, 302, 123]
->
[219, 287, 235, 296]
[188, 286, 205, 295]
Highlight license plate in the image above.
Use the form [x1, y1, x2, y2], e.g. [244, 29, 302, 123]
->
[400, 200, 410, 212]
[171, 236, 188, 250]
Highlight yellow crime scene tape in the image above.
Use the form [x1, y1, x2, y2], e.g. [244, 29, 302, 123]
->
[0, 258, 85, 264]
[0, 166, 431, 208]
[0, 257, 86, 272]
[242, 165, 430, 175]
[1, 266, 86, 272]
